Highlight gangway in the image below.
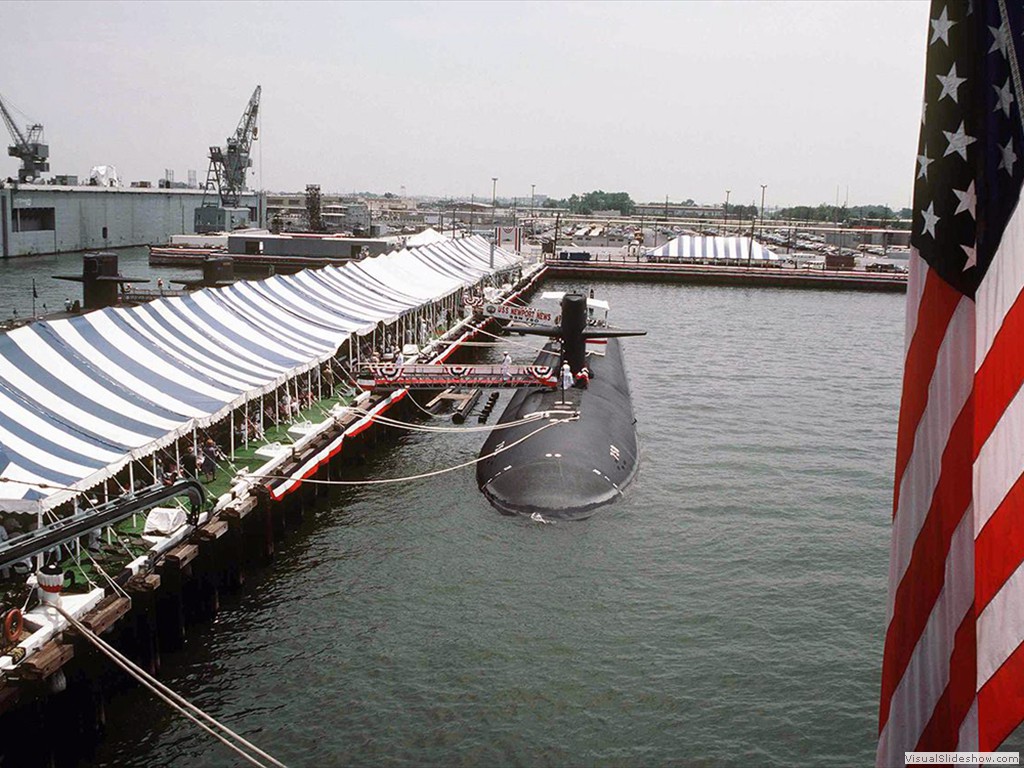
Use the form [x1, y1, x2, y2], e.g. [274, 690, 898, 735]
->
[358, 363, 557, 391]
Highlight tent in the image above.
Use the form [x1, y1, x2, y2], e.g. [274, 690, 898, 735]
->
[648, 235, 779, 263]
[0, 236, 521, 513]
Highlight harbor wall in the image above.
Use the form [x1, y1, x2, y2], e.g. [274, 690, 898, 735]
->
[0, 184, 264, 258]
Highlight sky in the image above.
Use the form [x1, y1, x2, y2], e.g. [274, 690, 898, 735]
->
[0, 0, 928, 208]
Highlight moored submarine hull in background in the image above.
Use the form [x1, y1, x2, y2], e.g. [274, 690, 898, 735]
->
[476, 338, 639, 520]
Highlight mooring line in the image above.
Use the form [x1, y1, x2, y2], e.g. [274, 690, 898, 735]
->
[262, 415, 575, 487]
[55, 605, 287, 768]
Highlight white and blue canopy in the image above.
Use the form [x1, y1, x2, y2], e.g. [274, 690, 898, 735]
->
[0, 236, 520, 512]
[648, 235, 779, 262]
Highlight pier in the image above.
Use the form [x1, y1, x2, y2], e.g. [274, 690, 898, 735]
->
[0, 236, 544, 766]
[542, 256, 908, 292]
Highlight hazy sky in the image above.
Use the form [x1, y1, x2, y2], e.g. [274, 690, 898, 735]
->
[1, 1, 928, 208]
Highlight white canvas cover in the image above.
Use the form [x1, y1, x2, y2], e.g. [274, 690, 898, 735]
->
[648, 235, 779, 262]
[0, 236, 521, 512]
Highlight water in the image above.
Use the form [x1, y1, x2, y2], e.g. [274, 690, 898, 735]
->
[0, 246, 200, 319]
[0, 258, 921, 764]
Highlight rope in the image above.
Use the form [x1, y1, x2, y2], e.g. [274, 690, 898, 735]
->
[54, 605, 287, 768]
[44, 511, 101, 594]
[470, 323, 554, 355]
[45, 505, 131, 601]
[341, 406, 572, 434]
[264, 415, 575, 487]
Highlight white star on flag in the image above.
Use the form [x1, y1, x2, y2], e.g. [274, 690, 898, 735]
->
[999, 138, 1018, 175]
[960, 242, 976, 271]
[943, 121, 976, 160]
[921, 201, 940, 237]
[989, 20, 1009, 56]
[937, 63, 967, 103]
[953, 180, 977, 218]
[931, 6, 956, 45]
[918, 145, 935, 180]
[994, 79, 1014, 117]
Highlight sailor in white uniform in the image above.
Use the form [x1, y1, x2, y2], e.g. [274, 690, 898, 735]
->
[561, 362, 574, 391]
[501, 352, 512, 380]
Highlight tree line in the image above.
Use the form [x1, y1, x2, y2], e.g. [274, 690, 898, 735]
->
[535, 191, 910, 227]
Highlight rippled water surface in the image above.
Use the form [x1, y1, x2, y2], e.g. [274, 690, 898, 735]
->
[16, 267, 913, 766]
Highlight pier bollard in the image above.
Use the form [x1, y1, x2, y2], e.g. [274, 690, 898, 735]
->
[37, 563, 68, 608]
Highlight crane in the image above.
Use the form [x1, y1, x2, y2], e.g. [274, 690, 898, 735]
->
[196, 86, 260, 233]
[0, 92, 49, 183]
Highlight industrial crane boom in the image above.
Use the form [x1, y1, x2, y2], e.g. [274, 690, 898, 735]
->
[0, 92, 49, 183]
[0, 96, 28, 149]
[196, 85, 261, 233]
[205, 85, 260, 207]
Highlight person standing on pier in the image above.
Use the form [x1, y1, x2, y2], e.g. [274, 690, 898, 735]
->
[201, 439, 225, 482]
[182, 445, 198, 479]
[501, 351, 512, 381]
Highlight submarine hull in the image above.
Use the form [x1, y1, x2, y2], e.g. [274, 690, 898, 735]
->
[476, 338, 639, 520]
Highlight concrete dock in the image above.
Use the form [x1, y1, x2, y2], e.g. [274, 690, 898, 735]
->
[542, 257, 907, 292]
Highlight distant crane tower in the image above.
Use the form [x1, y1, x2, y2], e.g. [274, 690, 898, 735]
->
[196, 85, 261, 233]
[0, 93, 49, 183]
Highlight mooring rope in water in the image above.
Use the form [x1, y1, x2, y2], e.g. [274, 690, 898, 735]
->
[54, 605, 288, 768]
[261, 414, 576, 487]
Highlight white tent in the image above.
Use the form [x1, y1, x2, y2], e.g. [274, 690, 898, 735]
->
[0, 236, 521, 513]
[648, 235, 779, 262]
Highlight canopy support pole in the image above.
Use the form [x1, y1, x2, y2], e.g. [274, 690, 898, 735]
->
[230, 408, 235, 460]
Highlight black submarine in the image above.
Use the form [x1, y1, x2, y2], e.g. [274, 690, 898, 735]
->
[476, 292, 645, 520]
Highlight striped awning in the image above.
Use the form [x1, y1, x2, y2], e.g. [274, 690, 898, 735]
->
[0, 236, 520, 512]
[648, 235, 779, 261]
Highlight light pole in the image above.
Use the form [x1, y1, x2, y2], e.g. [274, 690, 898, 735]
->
[530, 183, 535, 220]
[724, 190, 730, 234]
[490, 177, 497, 269]
[759, 184, 767, 238]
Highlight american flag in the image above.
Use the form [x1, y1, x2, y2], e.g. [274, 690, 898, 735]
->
[878, 0, 1024, 762]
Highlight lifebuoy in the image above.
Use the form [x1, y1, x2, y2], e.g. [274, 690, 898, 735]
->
[4, 608, 23, 644]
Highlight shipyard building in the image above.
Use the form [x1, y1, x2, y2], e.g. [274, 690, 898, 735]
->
[0, 182, 264, 257]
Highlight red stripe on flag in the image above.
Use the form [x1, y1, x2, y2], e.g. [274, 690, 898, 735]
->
[914, 607, 976, 752]
[978, 639, 1024, 750]
[973, 290, 1024, 454]
[893, 271, 964, 516]
[975, 472, 1024, 613]
[880, 396, 974, 732]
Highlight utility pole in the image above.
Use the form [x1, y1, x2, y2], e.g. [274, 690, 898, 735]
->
[530, 183, 535, 221]
[759, 184, 767, 238]
[490, 177, 497, 269]
[724, 190, 731, 234]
